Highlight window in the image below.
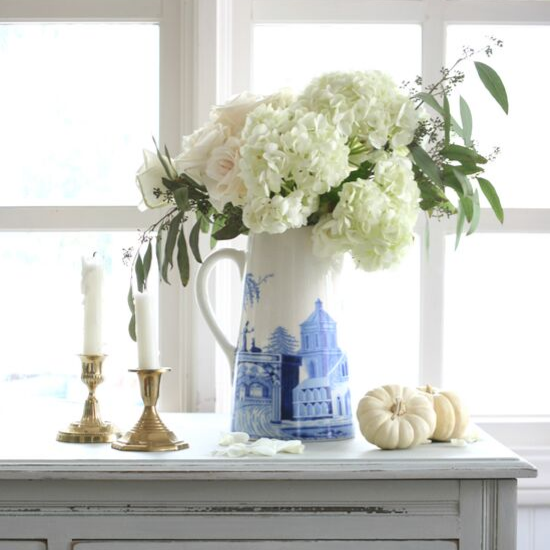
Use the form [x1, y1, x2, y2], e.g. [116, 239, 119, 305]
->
[0, 0, 196, 416]
[3, 1, 550, 494]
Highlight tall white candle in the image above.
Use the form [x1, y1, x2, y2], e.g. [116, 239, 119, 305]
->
[134, 290, 160, 369]
[81, 255, 104, 355]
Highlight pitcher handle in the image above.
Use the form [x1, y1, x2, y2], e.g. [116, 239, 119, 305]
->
[195, 248, 246, 379]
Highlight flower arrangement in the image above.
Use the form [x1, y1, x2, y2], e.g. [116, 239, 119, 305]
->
[129, 40, 507, 338]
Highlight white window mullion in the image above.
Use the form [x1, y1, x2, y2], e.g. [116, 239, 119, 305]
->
[418, 0, 447, 387]
[253, 0, 424, 23]
[444, 1, 550, 24]
[157, 0, 188, 411]
[0, 206, 160, 231]
[0, 0, 162, 21]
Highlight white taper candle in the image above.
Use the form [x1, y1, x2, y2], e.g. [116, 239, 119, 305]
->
[81, 255, 104, 355]
[134, 290, 160, 369]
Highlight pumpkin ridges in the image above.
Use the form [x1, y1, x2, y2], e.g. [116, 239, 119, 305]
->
[356, 385, 436, 450]
[418, 385, 470, 441]
[373, 417, 399, 449]
[397, 419, 415, 448]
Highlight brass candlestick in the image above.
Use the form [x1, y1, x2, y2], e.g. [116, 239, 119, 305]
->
[112, 368, 189, 452]
[57, 354, 121, 444]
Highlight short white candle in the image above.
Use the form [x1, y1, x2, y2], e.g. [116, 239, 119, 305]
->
[134, 290, 160, 369]
[81, 255, 104, 355]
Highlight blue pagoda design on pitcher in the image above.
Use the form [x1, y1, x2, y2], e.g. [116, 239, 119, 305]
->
[232, 297, 354, 441]
[293, 299, 351, 422]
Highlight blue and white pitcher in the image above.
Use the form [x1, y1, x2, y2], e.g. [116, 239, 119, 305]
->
[195, 227, 354, 441]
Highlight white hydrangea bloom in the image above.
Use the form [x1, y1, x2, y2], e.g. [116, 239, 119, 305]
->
[243, 190, 319, 234]
[312, 151, 419, 271]
[239, 103, 350, 233]
[299, 71, 421, 152]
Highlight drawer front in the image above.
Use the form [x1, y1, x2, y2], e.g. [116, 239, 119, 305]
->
[73, 541, 457, 550]
[0, 543, 45, 550]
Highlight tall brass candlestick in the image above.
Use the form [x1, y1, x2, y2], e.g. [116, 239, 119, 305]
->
[112, 368, 188, 452]
[57, 355, 121, 444]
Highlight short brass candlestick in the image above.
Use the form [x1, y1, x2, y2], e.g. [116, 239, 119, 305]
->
[112, 368, 188, 452]
[57, 355, 121, 444]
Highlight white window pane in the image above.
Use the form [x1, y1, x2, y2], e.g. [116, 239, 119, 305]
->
[0, 232, 150, 418]
[342, 242, 420, 407]
[444, 234, 550, 416]
[446, 26, 550, 208]
[0, 24, 158, 206]
[253, 24, 421, 94]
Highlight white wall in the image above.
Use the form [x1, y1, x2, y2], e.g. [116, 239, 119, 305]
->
[518, 507, 550, 549]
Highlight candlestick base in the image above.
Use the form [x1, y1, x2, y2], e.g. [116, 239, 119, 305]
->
[57, 355, 121, 444]
[112, 368, 189, 452]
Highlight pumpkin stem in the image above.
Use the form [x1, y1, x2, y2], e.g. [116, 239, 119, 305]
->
[425, 384, 435, 394]
[391, 397, 407, 419]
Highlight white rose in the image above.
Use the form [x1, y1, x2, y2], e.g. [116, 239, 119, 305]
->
[135, 149, 177, 210]
[174, 122, 228, 175]
[205, 136, 247, 210]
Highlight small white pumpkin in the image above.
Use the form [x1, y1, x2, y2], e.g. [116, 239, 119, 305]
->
[356, 385, 436, 450]
[418, 384, 469, 441]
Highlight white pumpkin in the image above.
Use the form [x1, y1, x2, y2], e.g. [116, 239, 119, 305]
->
[418, 384, 469, 441]
[356, 385, 436, 450]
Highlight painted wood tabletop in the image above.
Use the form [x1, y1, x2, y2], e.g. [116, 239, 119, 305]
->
[0, 413, 536, 480]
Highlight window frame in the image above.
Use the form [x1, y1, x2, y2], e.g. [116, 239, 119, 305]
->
[0, 0, 220, 412]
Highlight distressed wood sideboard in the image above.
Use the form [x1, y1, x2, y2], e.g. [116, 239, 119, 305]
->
[0, 413, 536, 550]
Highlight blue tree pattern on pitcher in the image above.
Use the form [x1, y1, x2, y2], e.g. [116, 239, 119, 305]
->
[232, 288, 354, 441]
[265, 326, 298, 355]
[243, 273, 273, 309]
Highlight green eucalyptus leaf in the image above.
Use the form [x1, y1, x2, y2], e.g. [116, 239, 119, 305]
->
[189, 219, 202, 263]
[414, 92, 463, 137]
[174, 187, 189, 212]
[152, 137, 176, 179]
[177, 229, 190, 287]
[180, 171, 207, 192]
[443, 163, 483, 176]
[478, 177, 504, 223]
[460, 96, 473, 147]
[127, 286, 136, 341]
[455, 202, 466, 250]
[417, 178, 447, 201]
[441, 144, 487, 165]
[443, 94, 451, 147]
[127, 286, 135, 314]
[155, 231, 164, 274]
[162, 177, 183, 192]
[212, 220, 245, 241]
[451, 167, 474, 197]
[143, 242, 152, 284]
[414, 92, 444, 115]
[162, 212, 184, 283]
[460, 195, 474, 223]
[135, 254, 145, 293]
[197, 211, 211, 233]
[441, 170, 463, 196]
[408, 143, 442, 186]
[467, 189, 481, 236]
[474, 61, 509, 114]
[128, 313, 136, 342]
